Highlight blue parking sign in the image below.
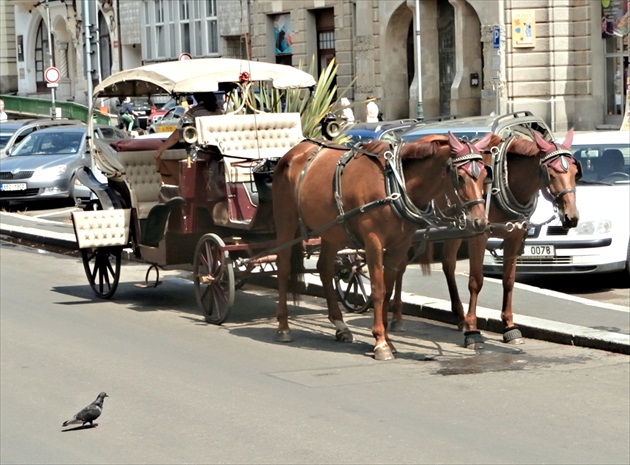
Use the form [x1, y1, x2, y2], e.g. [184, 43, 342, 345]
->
[493, 26, 501, 49]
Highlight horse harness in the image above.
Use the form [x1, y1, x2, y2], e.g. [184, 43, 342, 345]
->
[295, 138, 487, 249]
[486, 133, 581, 236]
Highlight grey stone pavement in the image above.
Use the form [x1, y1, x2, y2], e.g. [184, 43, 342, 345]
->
[1, 209, 628, 355]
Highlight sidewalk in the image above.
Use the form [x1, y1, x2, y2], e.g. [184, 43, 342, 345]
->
[1, 209, 628, 355]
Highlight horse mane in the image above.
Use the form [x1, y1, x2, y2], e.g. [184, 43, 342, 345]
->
[507, 137, 540, 157]
[400, 138, 446, 160]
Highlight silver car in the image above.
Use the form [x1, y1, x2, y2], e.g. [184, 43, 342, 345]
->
[0, 125, 93, 205]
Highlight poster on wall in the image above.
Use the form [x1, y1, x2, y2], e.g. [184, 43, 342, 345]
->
[512, 10, 536, 48]
[273, 14, 293, 55]
[601, 0, 629, 37]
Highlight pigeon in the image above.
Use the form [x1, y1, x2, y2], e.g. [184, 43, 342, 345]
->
[62, 392, 109, 428]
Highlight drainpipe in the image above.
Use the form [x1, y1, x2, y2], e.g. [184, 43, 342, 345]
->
[45, 0, 57, 119]
[415, 0, 424, 120]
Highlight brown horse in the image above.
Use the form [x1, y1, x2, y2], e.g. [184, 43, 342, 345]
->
[390, 129, 581, 349]
[272, 133, 501, 360]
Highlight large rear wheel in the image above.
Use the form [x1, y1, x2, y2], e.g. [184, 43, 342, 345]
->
[193, 233, 235, 324]
[80, 246, 122, 299]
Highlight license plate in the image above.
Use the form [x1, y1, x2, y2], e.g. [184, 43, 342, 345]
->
[522, 244, 555, 258]
[0, 183, 27, 191]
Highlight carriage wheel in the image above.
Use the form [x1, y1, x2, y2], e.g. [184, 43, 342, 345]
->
[80, 246, 122, 299]
[193, 233, 235, 325]
[334, 251, 371, 313]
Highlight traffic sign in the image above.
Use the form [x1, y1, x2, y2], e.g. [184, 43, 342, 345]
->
[44, 66, 61, 84]
[179, 53, 192, 61]
[492, 26, 501, 49]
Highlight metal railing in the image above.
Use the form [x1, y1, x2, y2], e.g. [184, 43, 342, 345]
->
[0, 94, 112, 125]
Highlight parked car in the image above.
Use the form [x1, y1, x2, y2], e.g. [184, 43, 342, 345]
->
[401, 112, 552, 142]
[0, 125, 94, 205]
[148, 105, 189, 134]
[149, 97, 186, 124]
[0, 118, 83, 158]
[484, 130, 630, 278]
[346, 119, 418, 144]
[93, 125, 128, 142]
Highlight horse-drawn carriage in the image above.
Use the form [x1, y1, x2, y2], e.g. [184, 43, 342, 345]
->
[71, 58, 581, 360]
[73, 58, 326, 324]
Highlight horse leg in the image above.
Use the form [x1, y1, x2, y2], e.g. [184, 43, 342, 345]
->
[318, 242, 354, 342]
[442, 239, 465, 329]
[462, 234, 488, 350]
[364, 243, 393, 361]
[500, 233, 525, 344]
[388, 267, 406, 333]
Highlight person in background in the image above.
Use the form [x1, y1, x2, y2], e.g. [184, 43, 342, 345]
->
[340, 97, 355, 123]
[120, 97, 139, 132]
[0, 99, 7, 122]
[154, 92, 223, 161]
[365, 95, 380, 122]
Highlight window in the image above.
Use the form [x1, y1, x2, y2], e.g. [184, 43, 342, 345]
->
[272, 13, 293, 65]
[142, 0, 217, 61]
[315, 9, 334, 76]
[99, 12, 112, 79]
[35, 20, 54, 92]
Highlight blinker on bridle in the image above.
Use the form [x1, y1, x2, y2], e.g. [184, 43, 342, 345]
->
[540, 143, 582, 202]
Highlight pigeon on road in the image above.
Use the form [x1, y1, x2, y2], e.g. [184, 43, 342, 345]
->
[62, 392, 109, 428]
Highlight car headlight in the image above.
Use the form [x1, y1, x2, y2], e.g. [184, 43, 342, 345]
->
[30, 165, 68, 181]
[568, 220, 612, 236]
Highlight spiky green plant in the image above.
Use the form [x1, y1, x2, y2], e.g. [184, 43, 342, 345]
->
[229, 57, 353, 141]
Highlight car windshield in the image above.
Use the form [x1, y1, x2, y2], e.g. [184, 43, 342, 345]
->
[0, 127, 19, 149]
[11, 131, 84, 156]
[571, 143, 630, 184]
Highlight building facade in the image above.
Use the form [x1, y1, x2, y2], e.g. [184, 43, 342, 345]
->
[0, 0, 627, 131]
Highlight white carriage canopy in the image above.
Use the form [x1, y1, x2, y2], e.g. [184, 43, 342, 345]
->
[93, 58, 317, 98]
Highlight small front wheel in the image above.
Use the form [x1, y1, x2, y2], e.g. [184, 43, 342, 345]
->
[193, 233, 235, 324]
[81, 246, 122, 299]
[334, 251, 371, 313]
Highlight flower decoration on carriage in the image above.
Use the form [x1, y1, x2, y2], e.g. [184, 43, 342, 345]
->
[239, 71, 251, 83]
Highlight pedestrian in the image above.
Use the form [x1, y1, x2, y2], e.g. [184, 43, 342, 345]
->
[0, 99, 7, 122]
[366, 95, 379, 122]
[339, 97, 355, 123]
[119, 97, 138, 132]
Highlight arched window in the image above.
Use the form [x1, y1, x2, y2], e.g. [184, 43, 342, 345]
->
[98, 12, 112, 80]
[35, 19, 55, 92]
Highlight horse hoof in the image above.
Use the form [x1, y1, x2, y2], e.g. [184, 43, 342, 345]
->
[389, 320, 406, 333]
[503, 326, 524, 345]
[335, 328, 354, 343]
[276, 330, 293, 343]
[464, 330, 484, 350]
[374, 344, 395, 361]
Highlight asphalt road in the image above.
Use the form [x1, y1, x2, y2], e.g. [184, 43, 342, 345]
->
[1, 240, 629, 464]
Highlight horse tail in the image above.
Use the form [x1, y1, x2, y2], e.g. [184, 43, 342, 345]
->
[288, 237, 305, 305]
[418, 241, 433, 276]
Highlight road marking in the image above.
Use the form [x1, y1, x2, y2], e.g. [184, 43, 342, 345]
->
[484, 276, 629, 313]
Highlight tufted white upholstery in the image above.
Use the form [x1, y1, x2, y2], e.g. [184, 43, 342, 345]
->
[116, 149, 187, 219]
[195, 112, 303, 159]
[72, 209, 131, 249]
[196, 112, 303, 183]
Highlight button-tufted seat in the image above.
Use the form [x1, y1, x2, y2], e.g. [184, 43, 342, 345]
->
[195, 112, 303, 182]
[71, 208, 130, 248]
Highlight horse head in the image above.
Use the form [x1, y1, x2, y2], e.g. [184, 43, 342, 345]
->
[533, 129, 580, 228]
[442, 132, 500, 233]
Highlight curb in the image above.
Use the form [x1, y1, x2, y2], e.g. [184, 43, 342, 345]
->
[1, 212, 629, 355]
